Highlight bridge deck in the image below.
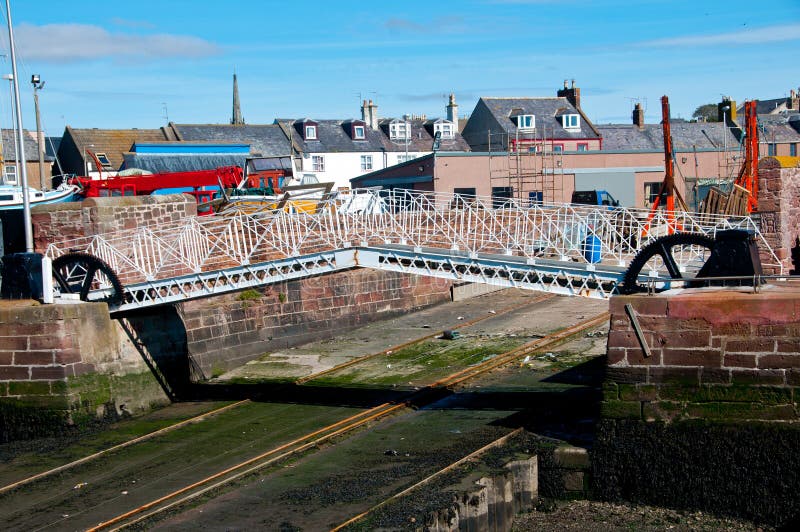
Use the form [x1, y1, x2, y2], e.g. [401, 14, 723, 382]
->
[44, 189, 778, 312]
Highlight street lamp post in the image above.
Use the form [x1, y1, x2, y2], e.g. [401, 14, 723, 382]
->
[5, 0, 32, 252]
[31, 74, 45, 190]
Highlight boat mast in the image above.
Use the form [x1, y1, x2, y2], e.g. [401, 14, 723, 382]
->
[6, 0, 33, 252]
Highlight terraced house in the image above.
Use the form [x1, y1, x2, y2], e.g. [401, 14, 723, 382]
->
[276, 96, 470, 190]
[461, 81, 601, 153]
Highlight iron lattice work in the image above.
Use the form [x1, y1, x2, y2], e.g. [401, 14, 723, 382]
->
[44, 189, 781, 312]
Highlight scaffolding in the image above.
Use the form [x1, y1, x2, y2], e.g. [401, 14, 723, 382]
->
[487, 127, 564, 204]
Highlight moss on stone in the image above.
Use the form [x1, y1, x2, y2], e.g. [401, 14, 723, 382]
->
[600, 400, 641, 419]
[685, 401, 797, 421]
[237, 289, 262, 301]
[601, 382, 619, 401]
[7, 381, 53, 396]
[619, 384, 657, 402]
[701, 385, 793, 405]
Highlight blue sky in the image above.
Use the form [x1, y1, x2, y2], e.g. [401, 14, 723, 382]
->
[1, 0, 799, 137]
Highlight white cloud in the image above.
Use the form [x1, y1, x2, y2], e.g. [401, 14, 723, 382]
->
[11, 23, 221, 63]
[644, 23, 800, 47]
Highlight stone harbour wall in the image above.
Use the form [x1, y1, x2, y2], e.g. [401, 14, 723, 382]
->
[31, 194, 196, 252]
[756, 156, 800, 274]
[596, 285, 800, 527]
[0, 301, 171, 441]
[603, 287, 800, 422]
[180, 268, 453, 377]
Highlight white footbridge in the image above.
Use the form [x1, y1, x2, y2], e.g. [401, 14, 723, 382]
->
[44, 189, 780, 315]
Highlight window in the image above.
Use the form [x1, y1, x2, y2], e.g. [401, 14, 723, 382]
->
[305, 125, 317, 140]
[553, 144, 564, 153]
[353, 125, 366, 140]
[767, 143, 776, 156]
[360, 155, 373, 171]
[434, 121, 454, 139]
[312, 155, 325, 172]
[4, 164, 17, 185]
[562, 114, 580, 129]
[491, 186, 514, 208]
[397, 154, 415, 164]
[577, 143, 588, 152]
[452, 187, 476, 208]
[516, 114, 535, 130]
[94, 152, 114, 170]
[390, 120, 410, 140]
[644, 182, 664, 206]
[791, 143, 798, 157]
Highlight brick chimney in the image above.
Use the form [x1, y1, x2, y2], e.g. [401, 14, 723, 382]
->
[789, 88, 800, 111]
[446, 93, 458, 123]
[632, 103, 645, 128]
[361, 99, 378, 129]
[557, 79, 581, 109]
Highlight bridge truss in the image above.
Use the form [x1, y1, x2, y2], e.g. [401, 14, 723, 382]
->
[44, 189, 780, 314]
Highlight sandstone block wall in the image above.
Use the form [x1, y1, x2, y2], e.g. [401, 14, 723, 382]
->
[604, 286, 800, 422]
[756, 156, 800, 274]
[0, 301, 171, 440]
[32, 194, 196, 252]
[597, 286, 800, 526]
[180, 268, 452, 376]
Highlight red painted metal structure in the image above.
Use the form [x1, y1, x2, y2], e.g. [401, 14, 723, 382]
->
[642, 95, 688, 235]
[735, 100, 759, 213]
[71, 166, 245, 215]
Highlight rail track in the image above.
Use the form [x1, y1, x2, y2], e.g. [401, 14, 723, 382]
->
[86, 310, 609, 530]
[0, 294, 551, 496]
[331, 428, 525, 531]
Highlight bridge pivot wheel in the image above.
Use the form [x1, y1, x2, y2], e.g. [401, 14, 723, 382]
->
[621, 233, 715, 295]
[52, 252, 124, 304]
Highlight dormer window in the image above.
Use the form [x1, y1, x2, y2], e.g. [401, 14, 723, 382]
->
[562, 114, 580, 130]
[353, 125, 365, 139]
[298, 119, 319, 140]
[390, 120, 410, 140]
[516, 114, 535, 130]
[433, 119, 454, 139]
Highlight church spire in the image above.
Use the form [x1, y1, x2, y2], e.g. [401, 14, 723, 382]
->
[231, 72, 244, 125]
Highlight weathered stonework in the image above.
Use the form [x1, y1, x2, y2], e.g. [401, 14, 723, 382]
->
[603, 286, 800, 422]
[0, 301, 171, 441]
[180, 268, 452, 377]
[31, 194, 197, 253]
[597, 285, 800, 527]
[756, 156, 800, 274]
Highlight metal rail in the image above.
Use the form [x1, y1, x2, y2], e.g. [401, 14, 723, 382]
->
[44, 189, 781, 311]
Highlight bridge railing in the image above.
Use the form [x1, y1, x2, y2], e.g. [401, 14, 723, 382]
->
[44, 188, 782, 287]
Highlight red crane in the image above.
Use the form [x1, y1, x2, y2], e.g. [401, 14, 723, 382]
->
[642, 95, 688, 235]
[735, 100, 759, 213]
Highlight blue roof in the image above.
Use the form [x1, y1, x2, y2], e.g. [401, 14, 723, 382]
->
[131, 142, 250, 154]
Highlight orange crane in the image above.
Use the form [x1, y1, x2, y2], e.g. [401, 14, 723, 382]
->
[735, 100, 759, 213]
[642, 95, 687, 235]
